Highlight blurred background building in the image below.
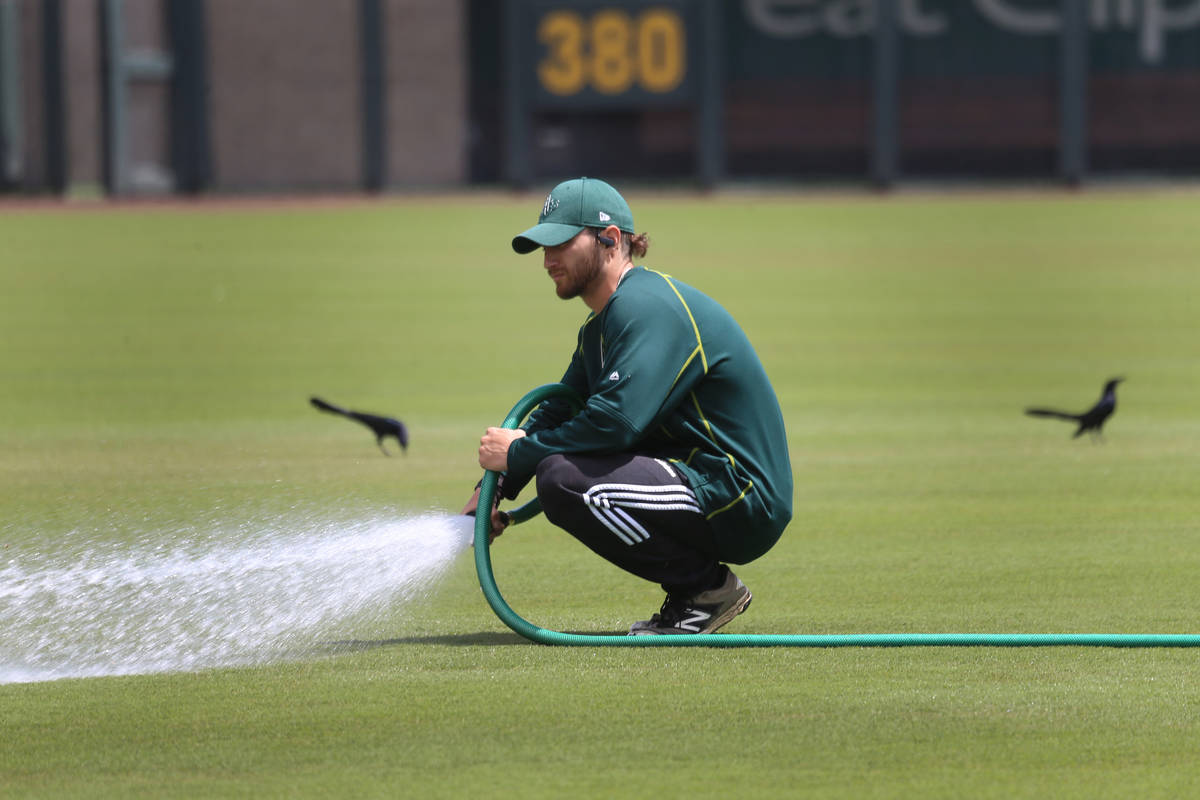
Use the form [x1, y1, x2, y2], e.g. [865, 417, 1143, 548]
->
[2, 0, 1199, 196]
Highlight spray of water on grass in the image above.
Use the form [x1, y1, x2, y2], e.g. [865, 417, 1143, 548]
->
[0, 511, 474, 684]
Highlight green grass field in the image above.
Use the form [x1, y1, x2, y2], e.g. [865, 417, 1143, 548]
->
[2, 188, 1199, 798]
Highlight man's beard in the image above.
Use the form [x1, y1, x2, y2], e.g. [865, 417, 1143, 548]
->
[556, 244, 604, 300]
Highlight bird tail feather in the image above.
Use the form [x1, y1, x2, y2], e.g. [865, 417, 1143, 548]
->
[1024, 408, 1079, 421]
[310, 396, 348, 416]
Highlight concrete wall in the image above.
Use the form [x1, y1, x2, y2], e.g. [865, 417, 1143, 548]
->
[8, 0, 468, 194]
[207, 0, 466, 191]
[383, 0, 465, 185]
[62, 0, 102, 190]
[207, 0, 361, 190]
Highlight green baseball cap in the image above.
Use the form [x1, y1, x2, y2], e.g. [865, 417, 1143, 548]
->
[512, 177, 635, 254]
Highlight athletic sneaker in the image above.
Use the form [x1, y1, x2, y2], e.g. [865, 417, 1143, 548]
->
[628, 567, 752, 635]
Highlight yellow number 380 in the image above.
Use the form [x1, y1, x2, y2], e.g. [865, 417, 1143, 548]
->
[537, 8, 687, 96]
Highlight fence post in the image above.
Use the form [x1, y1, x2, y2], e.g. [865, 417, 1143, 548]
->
[101, 0, 175, 195]
[168, 0, 211, 193]
[39, 0, 67, 192]
[1059, 0, 1087, 185]
[871, 0, 899, 188]
[0, 0, 22, 187]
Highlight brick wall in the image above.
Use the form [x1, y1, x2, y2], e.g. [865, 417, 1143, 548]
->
[207, 0, 466, 191]
[383, 0, 465, 185]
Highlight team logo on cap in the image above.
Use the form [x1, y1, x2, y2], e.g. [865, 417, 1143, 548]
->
[541, 194, 560, 220]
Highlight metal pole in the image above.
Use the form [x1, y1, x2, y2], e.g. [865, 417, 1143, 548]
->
[42, 0, 67, 193]
[503, 0, 529, 188]
[871, 0, 899, 188]
[100, 0, 127, 195]
[0, 0, 23, 187]
[1059, 0, 1088, 186]
[168, 0, 211, 193]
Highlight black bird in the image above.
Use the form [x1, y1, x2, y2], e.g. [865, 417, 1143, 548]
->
[1025, 378, 1124, 440]
[310, 396, 408, 455]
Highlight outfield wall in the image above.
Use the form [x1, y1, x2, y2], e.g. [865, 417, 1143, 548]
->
[206, 0, 465, 191]
[3, 0, 466, 195]
[488, 0, 1200, 186]
[4, 0, 1200, 195]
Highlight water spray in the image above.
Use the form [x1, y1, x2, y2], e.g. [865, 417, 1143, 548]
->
[476, 383, 1200, 648]
[1, 512, 472, 683]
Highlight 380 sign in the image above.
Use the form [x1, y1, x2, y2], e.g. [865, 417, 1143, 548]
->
[525, 2, 695, 107]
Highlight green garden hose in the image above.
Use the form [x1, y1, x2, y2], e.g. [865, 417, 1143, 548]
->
[474, 384, 1200, 647]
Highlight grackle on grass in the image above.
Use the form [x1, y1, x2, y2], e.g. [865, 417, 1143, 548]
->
[1025, 378, 1124, 440]
[311, 396, 408, 455]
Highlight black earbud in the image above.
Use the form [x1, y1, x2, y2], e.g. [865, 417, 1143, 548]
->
[595, 232, 615, 247]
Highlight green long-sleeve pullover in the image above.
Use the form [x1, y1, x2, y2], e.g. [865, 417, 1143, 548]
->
[503, 267, 792, 564]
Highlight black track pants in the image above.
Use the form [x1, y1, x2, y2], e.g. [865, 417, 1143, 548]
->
[534, 452, 723, 594]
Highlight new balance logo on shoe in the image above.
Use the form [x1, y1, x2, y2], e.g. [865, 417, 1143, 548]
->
[628, 567, 752, 636]
[676, 609, 712, 632]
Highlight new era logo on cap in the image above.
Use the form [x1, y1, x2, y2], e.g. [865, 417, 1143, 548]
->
[598, 211, 611, 222]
